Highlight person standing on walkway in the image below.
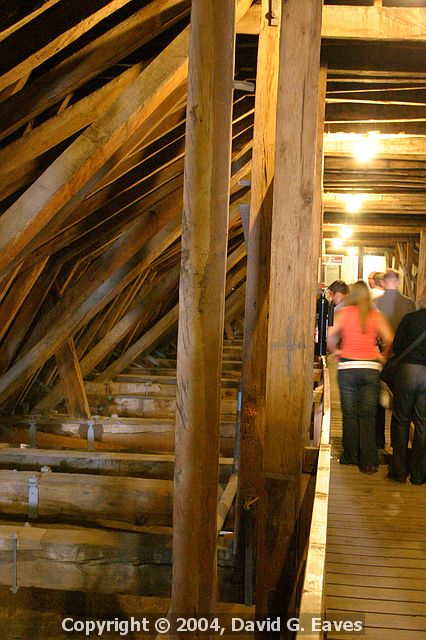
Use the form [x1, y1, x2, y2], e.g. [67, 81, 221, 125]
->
[328, 280, 350, 327]
[368, 271, 385, 300]
[376, 270, 415, 333]
[327, 281, 393, 474]
[375, 269, 416, 448]
[388, 288, 426, 485]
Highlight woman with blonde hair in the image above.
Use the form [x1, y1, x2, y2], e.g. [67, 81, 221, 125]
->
[388, 287, 426, 484]
[327, 280, 393, 473]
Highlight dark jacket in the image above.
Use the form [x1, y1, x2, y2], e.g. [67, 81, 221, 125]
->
[392, 309, 426, 367]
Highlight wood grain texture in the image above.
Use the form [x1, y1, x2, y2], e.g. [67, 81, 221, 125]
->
[0, 27, 189, 279]
[256, 0, 323, 618]
[417, 230, 426, 300]
[172, 0, 236, 622]
[237, 5, 426, 42]
[236, 0, 280, 546]
[55, 338, 91, 418]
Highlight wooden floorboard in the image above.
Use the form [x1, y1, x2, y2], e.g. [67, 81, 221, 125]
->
[325, 358, 426, 639]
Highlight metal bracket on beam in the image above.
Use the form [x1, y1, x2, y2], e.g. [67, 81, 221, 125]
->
[28, 475, 39, 519]
[86, 419, 95, 451]
[10, 532, 18, 594]
[267, 0, 279, 26]
[28, 418, 37, 448]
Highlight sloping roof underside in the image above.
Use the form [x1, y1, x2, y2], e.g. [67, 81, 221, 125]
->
[0, 0, 424, 412]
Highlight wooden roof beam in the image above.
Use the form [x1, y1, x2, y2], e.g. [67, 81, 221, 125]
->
[54, 338, 91, 419]
[0, 197, 182, 404]
[34, 266, 181, 412]
[325, 102, 426, 126]
[324, 238, 411, 248]
[78, 196, 246, 387]
[0, 0, 254, 275]
[237, 5, 426, 42]
[323, 192, 426, 213]
[324, 133, 426, 160]
[0, 260, 62, 375]
[0, 259, 48, 345]
[0, 0, 62, 42]
[323, 224, 421, 235]
[0, 27, 189, 281]
[0, 63, 147, 200]
[417, 230, 426, 297]
[324, 121, 426, 135]
[0, 0, 136, 94]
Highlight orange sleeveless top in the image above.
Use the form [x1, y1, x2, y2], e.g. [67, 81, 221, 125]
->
[338, 306, 381, 361]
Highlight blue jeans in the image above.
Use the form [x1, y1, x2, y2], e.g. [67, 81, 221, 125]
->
[390, 363, 426, 484]
[338, 367, 380, 470]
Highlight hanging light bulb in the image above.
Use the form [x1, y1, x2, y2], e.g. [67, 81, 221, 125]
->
[353, 133, 378, 163]
[341, 225, 353, 239]
[332, 238, 343, 250]
[346, 193, 363, 213]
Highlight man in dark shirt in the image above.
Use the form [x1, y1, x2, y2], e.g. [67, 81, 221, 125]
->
[327, 280, 349, 327]
[392, 308, 426, 365]
[388, 291, 426, 485]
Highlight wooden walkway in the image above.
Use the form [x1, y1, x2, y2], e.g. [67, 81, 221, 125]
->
[325, 361, 426, 640]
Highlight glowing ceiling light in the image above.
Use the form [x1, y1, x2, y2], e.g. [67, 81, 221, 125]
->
[341, 225, 353, 239]
[353, 134, 378, 163]
[346, 193, 362, 213]
[332, 238, 343, 250]
[347, 246, 358, 256]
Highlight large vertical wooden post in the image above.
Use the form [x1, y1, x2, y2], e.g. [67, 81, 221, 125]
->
[417, 230, 426, 300]
[313, 65, 327, 287]
[304, 63, 327, 444]
[171, 0, 236, 623]
[256, 0, 323, 619]
[236, 0, 280, 564]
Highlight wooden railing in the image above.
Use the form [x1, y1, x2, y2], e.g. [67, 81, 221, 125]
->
[296, 361, 331, 640]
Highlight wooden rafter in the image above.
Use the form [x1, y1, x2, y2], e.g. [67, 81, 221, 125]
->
[0, 27, 189, 280]
[0, 0, 136, 93]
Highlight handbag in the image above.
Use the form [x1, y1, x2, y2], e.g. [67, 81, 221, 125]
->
[380, 328, 426, 391]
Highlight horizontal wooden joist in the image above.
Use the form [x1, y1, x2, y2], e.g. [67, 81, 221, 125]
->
[323, 133, 426, 160]
[237, 5, 426, 42]
[323, 192, 426, 214]
[0, 524, 234, 596]
[0, 447, 233, 481]
[84, 393, 237, 420]
[84, 381, 239, 400]
[325, 102, 426, 126]
[0, 416, 237, 456]
[324, 121, 426, 136]
[323, 223, 421, 236]
[0, 470, 173, 528]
